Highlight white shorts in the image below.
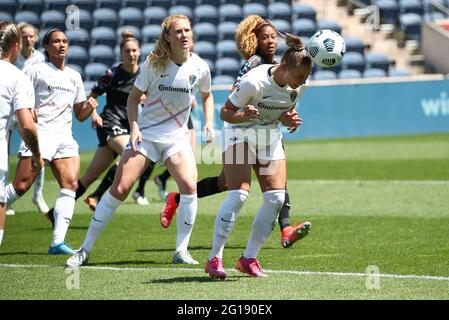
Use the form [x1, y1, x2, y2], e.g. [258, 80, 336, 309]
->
[0, 169, 6, 203]
[126, 131, 192, 164]
[18, 132, 79, 161]
[222, 127, 285, 162]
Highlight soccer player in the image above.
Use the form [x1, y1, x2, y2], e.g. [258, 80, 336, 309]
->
[0, 21, 43, 246]
[160, 15, 311, 249]
[205, 33, 312, 279]
[3, 29, 97, 254]
[66, 14, 215, 267]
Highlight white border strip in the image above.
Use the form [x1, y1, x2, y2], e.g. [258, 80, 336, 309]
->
[1, 263, 448, 282]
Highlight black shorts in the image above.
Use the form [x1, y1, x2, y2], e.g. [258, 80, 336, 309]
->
[96, 123, 129, 147]
[187, 115, 193, 129]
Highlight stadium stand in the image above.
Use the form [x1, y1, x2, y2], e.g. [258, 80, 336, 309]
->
[143, 6, 167, 25]
[66, 28, 90, 50]
[91, 26, 116, 47]
[84, 62, 109, 81]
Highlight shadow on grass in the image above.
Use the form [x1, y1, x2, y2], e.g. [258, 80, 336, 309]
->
[136, 245, 247, 253]
[32, 226, 88, 231]
[0, 251, 30, 256]
[144, 276, 239, 284]
[88, 260, 172, 266]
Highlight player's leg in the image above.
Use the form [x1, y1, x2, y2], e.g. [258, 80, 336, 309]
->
[0, 169, 6, 246]
[132, 162, 154, 205]
[32, 167, 49, 213]
[5, 156, 40, 207]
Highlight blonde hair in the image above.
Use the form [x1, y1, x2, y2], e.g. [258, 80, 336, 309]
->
[0, 21, 20, 59]
[17, 21, 39, 42]
[147, 14, 192, 72]
[235, 15, 276, 60]
[119, 30, 139, 51]
[280, 33, 312, 69]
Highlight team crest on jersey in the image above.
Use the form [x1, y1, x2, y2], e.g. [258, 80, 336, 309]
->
[189, 75, 197, 86]
[290, 92, 298, 102]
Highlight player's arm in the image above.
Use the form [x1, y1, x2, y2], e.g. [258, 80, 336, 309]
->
[127, 85, 145, 151]
[200, 91, 215, 143]
[15, 108, 43, 172]
[73, 96, 98, 122]
[87, 92, 103, 128]
[221, 79, 261, 123]
[280, 106, 302, 133]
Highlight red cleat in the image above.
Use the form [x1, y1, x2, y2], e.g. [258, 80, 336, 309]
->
[281, 222, 312, 248]
[235, 256, 267, 277]
[160, 192, 179, 228]
[205, 257, 226, 280]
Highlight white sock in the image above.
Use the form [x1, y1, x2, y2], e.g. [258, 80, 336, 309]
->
[175, 193, 197, 252]
[5, 184, 19, 207]
[52, 188, 76, 246]
[210, 190, 249, 260]
[33, 167, 45, 198]
[0, 230, 4, 246]
[82, 191, 122, 253]
[244, 190, 285, 259]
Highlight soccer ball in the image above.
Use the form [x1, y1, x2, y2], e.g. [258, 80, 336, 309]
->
[308, 29, 346, 68]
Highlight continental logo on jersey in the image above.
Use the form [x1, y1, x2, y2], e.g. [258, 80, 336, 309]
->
[189, 75, 197, 86]
[158, 84, 191, 93]
[257, 102, 292, 111]
[290, 92, 298, 102]
[47, 84, 74, 93]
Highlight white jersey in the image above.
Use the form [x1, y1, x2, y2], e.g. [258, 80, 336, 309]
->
[0, 60, 35, 170]
[134, 53, 211, 143]
[227, 64, 308, 134]
[25, 61, 86, 136]
[15, 48, 45, 72]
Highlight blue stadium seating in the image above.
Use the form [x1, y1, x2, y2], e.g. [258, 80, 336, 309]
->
[292, 19, 316, 38]
[97, 0, 121, 11]
[389, 68, 411, 77]
[67, 45, 89, 67]
[93, 8, 118, 29]
[317, 19, 343, 34]
[143, 7, 167, 25]
[68, 63, 84, 80]
[169, 5, 194, 20]
[40, 10, 65, 29]
[342, 51, 365, 73]
[0, 12, 13, 22]
[243, 3, 267, 19]
[1, 0, 17, 15]
[216, 40, 240, 61]
[313, 70, 337, 80]
[194, 23, 218, 43]
[116, 25, 141, 41]
[218, 21, 237, 41]
[91, 26, 116, 47]
[78, 9, 93, 31]
[212, 74, 235, 85]
[219, 4, 243, 23]
[140, 43, 154, 63]
[338, 69, 362, 79]
[194, 5, 219, 24]
[292, 3, 317, 22]
[18, 0, 45, 15]
[121, 0, 147, 11]
[44, 0, 69, 12]
[215, 57, 240, 77]
[399, 13, 423, 41]
[365, 52, 390, 72]
[203, 58, 215, 77]
[84, 62, 109, 81]
[148, 0, 172, 10]
[246, 0, 269, 7]
[222, 0, 246, 6]
[14, 11, 40, 27]
[276, 39, 287, 56]
[89, 44, 115, 65]
[344, 36, 366, 54]
[174, 0, 196, 9]
[142, 24, 161, 44]
[363, 68, 387, 78]
[375, 0, 400, 25]
[118, 7, 143, 28]
[268, 2, 292, 22]
[271, 19, 291, 34]
[71, 0, 96, 12]
[399, 0, 424, 15]
[66, 28, 90, 50]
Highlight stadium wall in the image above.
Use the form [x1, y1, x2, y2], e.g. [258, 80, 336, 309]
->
[9, 76, 449, 152]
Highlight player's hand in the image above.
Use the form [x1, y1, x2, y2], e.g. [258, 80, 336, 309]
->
[91, 111, 103, 128]
[31, 108, 38, 123]
[203, 124, 215, 144]
[31, 154, 44, 173]
[130, 124, 142, 152]
[86, 97, 98, 112]
[242, 104, 261, 122]
[139, 94, 147, 105]
[280, 110, 302, 133]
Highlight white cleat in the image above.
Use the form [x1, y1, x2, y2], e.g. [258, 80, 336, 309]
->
[5, 207, 15, 216]
[132, 192, 149, 205]
[172, 250, 199, 265]
[32, 194, 50, 214]
[66, 248, 89, 267]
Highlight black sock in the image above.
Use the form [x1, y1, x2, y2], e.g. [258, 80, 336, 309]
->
[135, 163, 154, 196]
[278, 190, 291, 230]
[175, 193, 180, 204]
[75, 180, 86, 200]
[91, 164, 117, 199]
[197, 176, 222, 198]
[158, 169, 171, 183]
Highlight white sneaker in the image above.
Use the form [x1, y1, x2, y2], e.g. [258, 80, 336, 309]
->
[32, 194, 50, 214]
[132, 192, 149, 205]
[66, 248, 89, 267]
[172, 250, 199, 265]
[5, 207, 15, 216]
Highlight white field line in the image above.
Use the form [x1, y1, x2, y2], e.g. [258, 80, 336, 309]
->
[1, 263, 449, 282]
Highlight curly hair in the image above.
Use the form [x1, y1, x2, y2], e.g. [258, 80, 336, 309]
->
[235, 15, 270, 60]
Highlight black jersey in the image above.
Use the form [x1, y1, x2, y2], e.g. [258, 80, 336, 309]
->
[91, 63, 139, 129]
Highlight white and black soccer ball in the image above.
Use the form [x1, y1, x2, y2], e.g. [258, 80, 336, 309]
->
[308, 29, 346, 68]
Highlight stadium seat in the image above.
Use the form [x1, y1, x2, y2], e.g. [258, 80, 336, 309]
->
[399, 13, 423, 41]
[195, 41, 216, 62]
[292, 19, 317, 38]
[71, 0, 96, 12]
[97, 0, 121, 11]
[148, 0, 172, 10]
[215, 57, 240, 77]
[78, 9, 93, 31]
[89, 45, 115, 66]
[216, 40, 240, 61]
[219, 4, 243, 23]
[388, 68, 411, 77]
[44, 0, 69, 12]
[84, 80, 96, 95]
[173, 0, 196, 9]
[317, 19, 343, 35]
[300, 36, 310, 50]
[344, 36, 366, 54]
[91, 27, 116, 48]
[342, 51, 365, 73]
[399, 0, 423, 15]
[363, 68, 387, 78]
[142, 25, 161, 44]
[116, 25, 141, 41]
[66, 28, 90, 50]
[194, 5, 219, 25]
[271, 19, 291, 34]
[203, 58, 215, 78]
[93, 8, 118, 29]
[168, 6, 193, 20]
[143, 7, 167, 26]
[424, 11, 446, 21]
[243, 3, 267, 19]
[18, 0, 45, 15]
[292, 3, 317, 22]
[140, 43, 154, 63]
[40, 10, 66, 29]
[84, 62, 109, 81]
[194, 23, 218, 43]
[218, 21, 238, 41]
[338, 69, 362, 79]
[246, 0, 269, 7]
[365, 52, 390, 72]
[268, 2, 292, 22]
[67, 63, 84, 80]
[221, 0, 245, 6]
[275, 39, 287, 57]
[118, 7, 143, 28]
[0, 12, 13, 22]
[313, 70, 337, 80]
[67, 45, 89, 68]
[121, 0, 147, 11]
[15, 11, 40, 27]
[375, 0, 400, 26]
[1, 0, 17, 15]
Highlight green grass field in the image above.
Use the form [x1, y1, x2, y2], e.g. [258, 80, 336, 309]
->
[1, 133, 449, 300]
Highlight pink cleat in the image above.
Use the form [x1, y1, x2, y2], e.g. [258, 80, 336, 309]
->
[160, 192, 179, 228]
[205, 257, 226, 280]
[281, 222, 312, 248]
[235, 256, 267, 277]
